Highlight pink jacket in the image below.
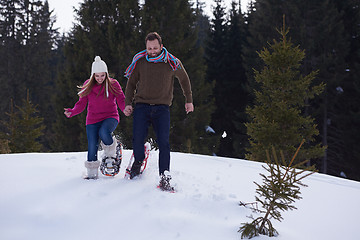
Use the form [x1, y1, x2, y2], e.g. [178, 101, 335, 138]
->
[67, 79, 126, 125]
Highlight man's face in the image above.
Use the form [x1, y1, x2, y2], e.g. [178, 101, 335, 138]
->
[146, 39, 163, 57]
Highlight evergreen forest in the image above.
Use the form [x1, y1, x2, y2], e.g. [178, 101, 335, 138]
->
[1, 0, 359, 181]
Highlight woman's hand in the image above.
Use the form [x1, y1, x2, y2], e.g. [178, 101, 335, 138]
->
[64, 108, 71, 118]
[124, 105, 133, 116]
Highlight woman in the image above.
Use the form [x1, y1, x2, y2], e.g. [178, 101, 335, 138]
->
[64, 56, 125, 179]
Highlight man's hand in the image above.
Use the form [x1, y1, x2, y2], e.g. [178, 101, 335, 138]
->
[124, 105, 133, 116]
[185, 103, 194, 114]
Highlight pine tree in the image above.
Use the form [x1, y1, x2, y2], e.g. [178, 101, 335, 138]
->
[0, 0, 58, 150]
[21, 0, 58, 149]
[300, 0, 348, 176]
[239, 140, 316, 238]
[51, 0, 141, 151]
[205, 0, 227, 154]
[0, 139, 11, 154]
[245, 20, 325, 164]
[205, 0, 250, 158]
[222, 1, 249, 158]
[205, 0, 227, 86]
[2, 90, 45, 153]
[0, 0, 25, 119]
[332, 0, 360, 180]
[51, 45, 86, 151]
[244, 0, 348, 176]
[194, 1, 210, 51]
[140, 0, 216, 154]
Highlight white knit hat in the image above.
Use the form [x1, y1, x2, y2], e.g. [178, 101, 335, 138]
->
[90, 56, 109, 97]
[91, 56, 108, 76]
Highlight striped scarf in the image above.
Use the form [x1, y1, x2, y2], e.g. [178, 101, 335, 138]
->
[124, 47, 181, 79]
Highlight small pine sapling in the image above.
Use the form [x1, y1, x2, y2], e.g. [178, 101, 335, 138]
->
[238, 139, 316, 238]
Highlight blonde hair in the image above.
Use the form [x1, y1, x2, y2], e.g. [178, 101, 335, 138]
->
[78, 73, 121, 98]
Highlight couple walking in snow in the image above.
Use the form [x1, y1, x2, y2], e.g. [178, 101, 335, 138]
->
[64, 32, 194, 191]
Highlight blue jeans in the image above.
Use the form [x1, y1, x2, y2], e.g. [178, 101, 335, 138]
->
[86, 118, 118, 161]
[133, 103, 170, 175]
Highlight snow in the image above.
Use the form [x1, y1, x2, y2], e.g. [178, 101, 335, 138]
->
[0, 150, 359, 240]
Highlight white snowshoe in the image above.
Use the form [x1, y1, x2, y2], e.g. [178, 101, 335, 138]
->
[100, 137, 122, 177]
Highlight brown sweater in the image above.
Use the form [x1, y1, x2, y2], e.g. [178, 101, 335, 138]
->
[124, 57, 193, 106]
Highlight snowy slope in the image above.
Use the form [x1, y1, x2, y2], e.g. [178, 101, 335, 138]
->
[0, 150, 359, 240]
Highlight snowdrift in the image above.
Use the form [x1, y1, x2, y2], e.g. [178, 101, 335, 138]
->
[0, 150, 359, 240]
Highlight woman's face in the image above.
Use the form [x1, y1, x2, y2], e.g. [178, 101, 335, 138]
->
[94, 72, 106, 84]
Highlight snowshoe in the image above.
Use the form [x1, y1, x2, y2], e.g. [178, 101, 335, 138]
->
[124, 142, 151, 179]
[157, 171, 175, 193]
[100, 140, 122, 176]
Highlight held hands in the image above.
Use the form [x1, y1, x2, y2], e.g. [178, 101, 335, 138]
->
[124, 105, 133, 116]
[123, 104, 192, 116]
[185, 103, 194, 114]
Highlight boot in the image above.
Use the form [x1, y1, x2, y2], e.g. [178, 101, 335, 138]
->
[84, 160, 100, 179]
[159, 171, 175, 192]
[130, 160, 143, 179]
[101, 136, 117, 162]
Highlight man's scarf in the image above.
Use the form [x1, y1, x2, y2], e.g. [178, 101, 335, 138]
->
[124, 47, 181, 79]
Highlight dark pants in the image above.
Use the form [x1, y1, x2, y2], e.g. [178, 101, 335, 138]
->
[133, 103, 170, 175]
[86, 118, 118, 161]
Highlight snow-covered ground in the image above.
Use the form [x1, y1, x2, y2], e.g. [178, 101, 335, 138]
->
[0, 150, 359, 240]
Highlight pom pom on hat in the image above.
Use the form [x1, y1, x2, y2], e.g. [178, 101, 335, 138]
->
[91, 56, 108, 76]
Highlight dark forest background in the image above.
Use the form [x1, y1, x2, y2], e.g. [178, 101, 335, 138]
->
[1, 0, 359, 181]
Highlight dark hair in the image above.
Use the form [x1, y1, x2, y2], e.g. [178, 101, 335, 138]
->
[145, 32, 162, 45]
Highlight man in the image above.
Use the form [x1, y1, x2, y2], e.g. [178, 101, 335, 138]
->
[124, 32, 194, 191]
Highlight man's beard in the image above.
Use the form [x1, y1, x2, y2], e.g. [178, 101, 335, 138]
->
[148, 49, 162, 58]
